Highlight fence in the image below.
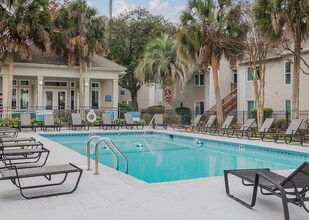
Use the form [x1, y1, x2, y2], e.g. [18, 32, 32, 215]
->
[0, 106, 309, 130]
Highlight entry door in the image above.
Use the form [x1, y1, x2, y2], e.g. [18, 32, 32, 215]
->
[44, 90, 67, 110]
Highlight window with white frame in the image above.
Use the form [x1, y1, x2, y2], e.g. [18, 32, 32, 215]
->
[247, 100, 256, 119]
[45, 81, 68, 87]
[70, 81, 75, 88]
[13, 79, 17, 86]
[120, 89, 125, 96]
[12, 88, 17, 109]
[20, 80, 30, 86]
[285, 100, 291, 120]
[194, 73, 204, 86]
[284, 62, 292, 85]
[247, 66, 260, 81]
[20, 88, 29, 109]
[195, 101, 205, 116]
[91, 82, 100, 88]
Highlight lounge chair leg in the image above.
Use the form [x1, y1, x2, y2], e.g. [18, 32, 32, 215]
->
[281, 194, 290, 220]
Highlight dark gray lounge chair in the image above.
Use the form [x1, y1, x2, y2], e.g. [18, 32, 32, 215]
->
[245, 118, 275, 139]
[199, 115, 216, 134]
[226, 119, 255, 138]
[42, 114, 61, 131]
[101, 113, 119, 130]
[18, 114, 36, 132]
[0, 127, 19, 138]
[124, 113, 144, 129]
[210, 116, 234, 136]
[261, 119, 303, 144]
[0, 163, 83, 199]
[153, 114, 167, 130]
[69, 113, 89, 131]
[224, 162, 309, 220]
[173, 114, 202, 132]
[1, 137, 36, 143]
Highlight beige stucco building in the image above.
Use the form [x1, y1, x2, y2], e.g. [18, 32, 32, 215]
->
[0, 45, 126, 113]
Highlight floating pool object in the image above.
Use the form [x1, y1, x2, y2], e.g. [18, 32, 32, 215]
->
[137, 143, 143, 147]
[196, 141, 202, 145]
[169, 134, 174, 138]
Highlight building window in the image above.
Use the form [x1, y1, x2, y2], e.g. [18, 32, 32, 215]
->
[91, 82, 100, 88]
[285, 100, 291, 120]
[70, 90, 75, 109]
[284, 62, 292, 85]
[91, 91, 99, 109]
[20, 88, 29, 109]
[195, 101, 205, 116]
[45, 81, 68, 87]
[247, 101, 256, 119]
[105, 95, 112, 103]
[70, 81, 75, 88]
[20, 80, 30, 86]
[194, 73, 204, 86]
[12, 88, 17, 109]
[13, 79, 17, 86]
[247, 66, 260, 81]
[120, 90, 125, 96]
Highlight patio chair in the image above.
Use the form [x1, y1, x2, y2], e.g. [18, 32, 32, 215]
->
[153, 114, 167, 130]
[173, 114, 202, 132]
[0, 163, 83, 199]
[101, 113, 119, 130]
[226, 119, 255, 138]
[246, 118, 275, 140]
[42, 114, 61, 131]
[69, 113, 89, 131]
[224, 162, 309, 220]
[209, 116, 234, 136]
[0, 127, 19, 138]
[124, 113, 144, 130]
[18, 114, 36, 132]
[261, 119, 303, 144]
[1, 137, 36, 143]
[199, 115, 216, 134]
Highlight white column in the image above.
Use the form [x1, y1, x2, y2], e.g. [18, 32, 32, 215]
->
[84, 78, 90, 108]
[37, 76, 43, 109]
[2, 74, 9, 112]
[113, 79, 119, 119]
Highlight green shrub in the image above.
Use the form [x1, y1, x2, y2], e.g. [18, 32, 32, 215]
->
[94, 116, 102, 126]
[119, 102, 134, 117]
[142, 105, 165, 114]
[141, 113, 153, 124]
[273, 119, 289, 129]
[168, 114, 181, 124]
[175, 106, 190, 115]
[250, 108, 273, 121]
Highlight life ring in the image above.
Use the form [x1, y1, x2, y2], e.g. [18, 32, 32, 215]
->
[86, 109, 97, 123]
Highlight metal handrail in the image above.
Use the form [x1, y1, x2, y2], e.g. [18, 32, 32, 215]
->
[86, 136, 128, 175]
[143, 115, 156, 136]
[103, 138, 129, 174]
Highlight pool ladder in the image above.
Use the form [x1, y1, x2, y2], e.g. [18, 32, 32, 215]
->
[86, 135, 128, 175]
[143, 115, 156, 136]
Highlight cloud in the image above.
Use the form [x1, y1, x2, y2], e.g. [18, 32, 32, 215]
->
[166, 5, 186, 23]
[149, 0, 169, 12]
[113, 0, 136, 16]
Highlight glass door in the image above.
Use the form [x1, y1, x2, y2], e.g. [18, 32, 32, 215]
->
[45, 91, 53, 110]
[58, 91, 66, 109]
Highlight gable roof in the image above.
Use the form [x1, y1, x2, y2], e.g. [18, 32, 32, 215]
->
[13, 44, 126, 71]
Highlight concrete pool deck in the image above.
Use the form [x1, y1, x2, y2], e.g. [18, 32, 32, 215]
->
[1, 128, 309, 220]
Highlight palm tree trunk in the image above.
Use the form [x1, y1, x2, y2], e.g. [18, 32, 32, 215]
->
[6, 53, 13, 118]
[292, 21, 301, 119]
[131, 91, 138, 109]
[211, 56, 223, 127]
[163, 75, 173, 110]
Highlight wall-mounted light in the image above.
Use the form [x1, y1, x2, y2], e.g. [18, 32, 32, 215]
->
[39, 80, 43, 86]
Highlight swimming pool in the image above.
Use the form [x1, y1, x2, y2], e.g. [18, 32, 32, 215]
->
[42, 132, 309, 183]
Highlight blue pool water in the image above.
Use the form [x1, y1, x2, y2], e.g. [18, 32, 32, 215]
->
[42, 132, 309, 183]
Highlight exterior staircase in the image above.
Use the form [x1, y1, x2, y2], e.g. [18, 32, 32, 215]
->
[208, 83, 237, 114]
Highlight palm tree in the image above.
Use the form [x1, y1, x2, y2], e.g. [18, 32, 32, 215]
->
[177, 0, 247, 126]
[51, 0, 107, 109]
[254, 0, 309, 119]
[0, 0, 50, 114]
[135, 33, 193, 110]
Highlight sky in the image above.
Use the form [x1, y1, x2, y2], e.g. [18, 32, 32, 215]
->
[86, 0, 188, 23]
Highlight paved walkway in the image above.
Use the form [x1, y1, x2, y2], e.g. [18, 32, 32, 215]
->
[1, 128, 309, 220]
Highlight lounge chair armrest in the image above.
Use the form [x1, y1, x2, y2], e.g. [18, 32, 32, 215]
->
[255, 172, 284, 191]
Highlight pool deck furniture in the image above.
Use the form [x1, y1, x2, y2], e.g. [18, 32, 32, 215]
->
[245, 118, 275, 139]
[101, 113, 120, 130]
[209, 116, 234, 136]
[124, 113, 144, 130]
[261, 119, 303, 144]
[153, 114, 167, 130]
[42, 114, 61, 131]
[0, 163, 83, 199]
[69, 113, 90, 131]
[173, 114, 202, 132]
[199, 115, 216, 134]
[226, 119, 256, 138]
[0, 127, 19, 138]
[224, 162, 309, 220]
[18, 114, 36, 132]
